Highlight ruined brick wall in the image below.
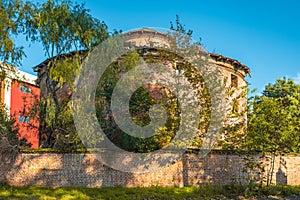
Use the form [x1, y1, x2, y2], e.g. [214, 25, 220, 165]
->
[1, 152, 299, 188]
[263, 155, 300, 185]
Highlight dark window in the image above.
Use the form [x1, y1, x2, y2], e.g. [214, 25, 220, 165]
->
[231, 74, 238, 88]
[19, 115, 30, 123]
[20, 85, 31, 94]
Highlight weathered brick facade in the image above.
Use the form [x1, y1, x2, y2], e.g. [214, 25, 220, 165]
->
[1, 152, 299, 187]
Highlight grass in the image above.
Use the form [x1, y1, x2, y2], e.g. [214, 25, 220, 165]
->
[0, 183, 299, 200]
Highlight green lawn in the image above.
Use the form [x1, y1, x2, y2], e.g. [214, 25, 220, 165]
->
[0, 183, 300, 200]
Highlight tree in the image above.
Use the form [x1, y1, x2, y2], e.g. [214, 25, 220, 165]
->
[0, 0, 36, 154]
[0, 0, 25, 65]
[246, 78, 300, 153]
[79, 16, 228, 154]
[243, 78, 299, 186]
[28, 0, 109, 149]
[0, 0, 33, 92]
[0, 105, 30, 157]
[94, 51, 182, 153]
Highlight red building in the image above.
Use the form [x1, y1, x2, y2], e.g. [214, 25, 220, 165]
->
[1, 63, 40, 148]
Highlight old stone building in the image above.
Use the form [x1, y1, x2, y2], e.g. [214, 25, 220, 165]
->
[125, 28, 250, 90]
[34, 28, 250, 148]
[123, 28, 251, 148]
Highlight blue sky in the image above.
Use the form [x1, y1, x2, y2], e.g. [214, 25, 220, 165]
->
[19, 0, 300, 94]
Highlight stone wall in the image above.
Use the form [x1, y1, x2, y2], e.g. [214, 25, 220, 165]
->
[0, 152, 299, 188]
[263, 155, 300, 185]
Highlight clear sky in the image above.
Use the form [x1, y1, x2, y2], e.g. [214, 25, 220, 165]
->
[18, 0, 300, 94]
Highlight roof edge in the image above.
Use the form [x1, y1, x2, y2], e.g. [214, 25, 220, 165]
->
[209, 53, 251, 76]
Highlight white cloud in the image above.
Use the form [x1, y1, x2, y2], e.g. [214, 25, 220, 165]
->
[294, 73, 300, 84]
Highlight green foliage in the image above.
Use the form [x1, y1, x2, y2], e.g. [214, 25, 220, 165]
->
[95, 51, 181, 152]
[211, 77, 248, 151]
[239, 78, 300, 187]
[27, 0, 109, 149]
[20, 147, 88, 153]
[0, 183, 299, 200]
[27, 0, 108, 56]
[0, 0, 26, 65]
[219, 77, 300, 154]
[0, 105, 30, 149]
[0, 0, 110, 149]
[246, 78, 300, 154]
[41, 97, 84, 150]
[83, 16, 228, 153]
[93, 38, 217, 152]
[49, 54, 82, 88]
[0, 0, 36, 151]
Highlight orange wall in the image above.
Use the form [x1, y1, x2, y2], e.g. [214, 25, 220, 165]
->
[10, 80, 40, 148]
